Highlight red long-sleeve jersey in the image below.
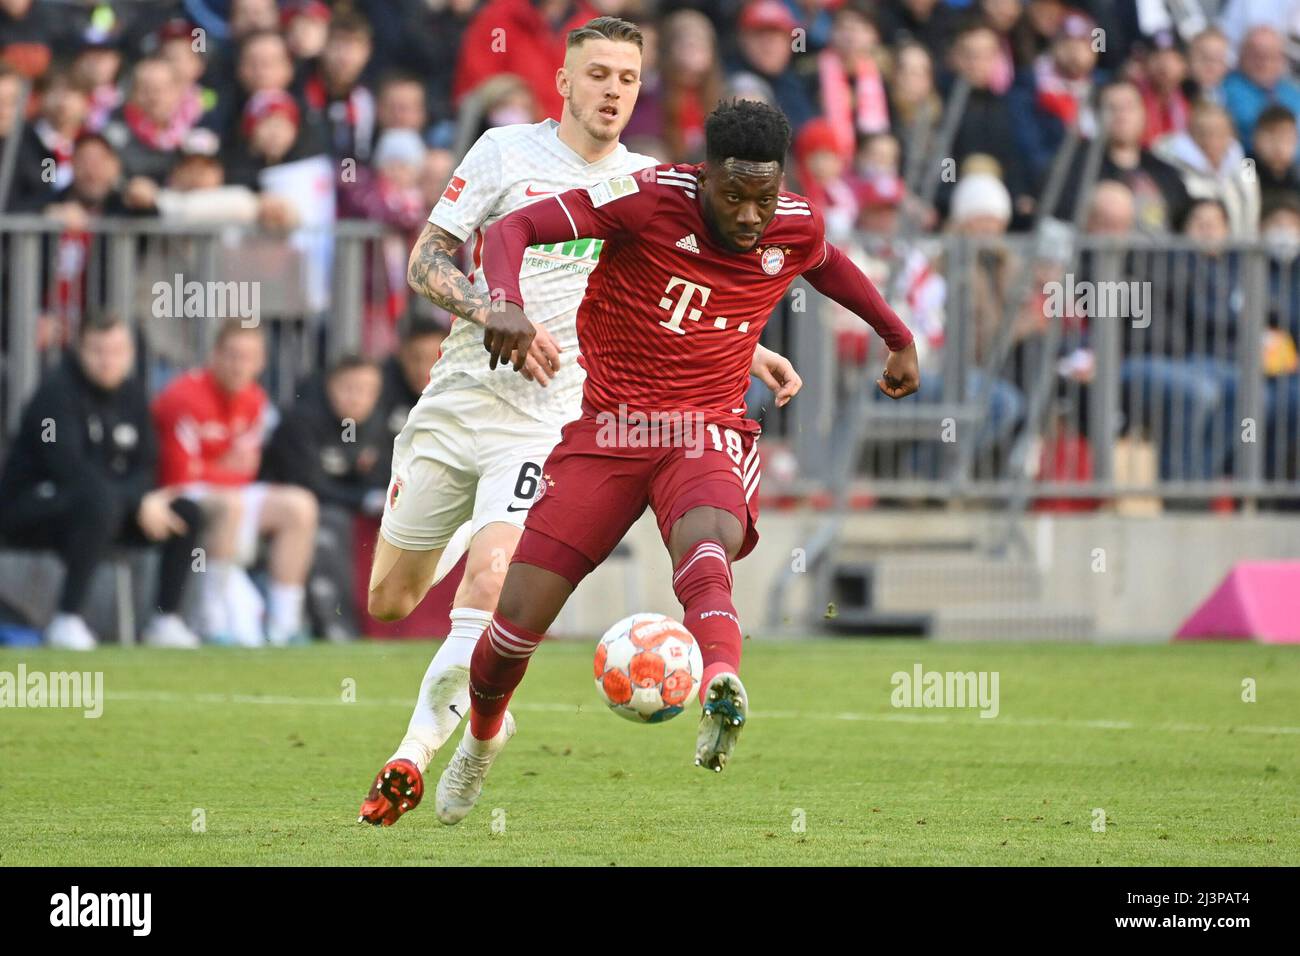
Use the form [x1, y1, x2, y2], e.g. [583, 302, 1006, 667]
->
[152, 368, 268, 487]
[483, 163, 912, 428]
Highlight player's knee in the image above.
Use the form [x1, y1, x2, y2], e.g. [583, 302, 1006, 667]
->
[367, 580, 416, 622]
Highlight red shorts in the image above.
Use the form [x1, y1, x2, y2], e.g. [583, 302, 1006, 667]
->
[515, 412, 762, 587]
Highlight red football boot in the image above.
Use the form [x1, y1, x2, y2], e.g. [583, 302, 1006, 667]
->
[358, 759, 424, 826]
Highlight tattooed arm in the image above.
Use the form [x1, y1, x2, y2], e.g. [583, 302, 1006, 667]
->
[406, 222, 492, 326]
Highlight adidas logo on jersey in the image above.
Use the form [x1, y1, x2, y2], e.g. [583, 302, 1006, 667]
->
[675, 233, 700, 253]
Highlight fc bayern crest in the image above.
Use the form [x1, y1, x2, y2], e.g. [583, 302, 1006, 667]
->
[760, 246, 785, 275]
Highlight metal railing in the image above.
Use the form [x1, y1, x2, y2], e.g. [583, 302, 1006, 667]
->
[764, 230, 1300, 504]
[3, 215, 1299, 503]
[0, 215, 394, 431]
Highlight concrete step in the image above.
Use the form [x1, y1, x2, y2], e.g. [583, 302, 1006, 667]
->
[931, 605, 1095, 642]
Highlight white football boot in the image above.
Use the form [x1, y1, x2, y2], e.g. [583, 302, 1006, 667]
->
[435, 712, 516, 825]
[142, 613, 202, 649]
[695, 673, 748, 772]
[45, 613, 98, 651]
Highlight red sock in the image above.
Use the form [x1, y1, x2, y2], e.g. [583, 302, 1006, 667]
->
[468, 614, 544, 740]
[672, 540, 742, 704]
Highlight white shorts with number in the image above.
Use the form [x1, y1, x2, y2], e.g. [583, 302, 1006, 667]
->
[379, 382, 563, 551]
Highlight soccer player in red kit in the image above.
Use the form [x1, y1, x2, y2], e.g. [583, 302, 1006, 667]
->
[433, 99, 919, 823]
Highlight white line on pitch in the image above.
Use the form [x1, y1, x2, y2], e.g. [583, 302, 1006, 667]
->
[101, 690, 1300, 735]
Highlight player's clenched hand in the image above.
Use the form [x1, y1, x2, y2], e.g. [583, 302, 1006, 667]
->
[516, 323, 563, 387]
[877, 340, 920, 399]
[484, 302, 535, 373]
[750, 344, 802, 407]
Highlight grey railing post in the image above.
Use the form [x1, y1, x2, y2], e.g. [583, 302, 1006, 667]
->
[329, 226, 366, 359]
[5, 230, 41, 437]
[1237, 245, 1267, 497]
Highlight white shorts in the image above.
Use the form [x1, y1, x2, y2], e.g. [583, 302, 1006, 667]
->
[177, 481, 269, 567]
[380, 382, 563, 551]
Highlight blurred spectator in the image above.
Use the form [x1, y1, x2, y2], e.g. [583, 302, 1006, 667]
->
[72, 31, 124, 133]
[143, 134, 299, 230]
[1153, 99, 1261, 237]
[659, 9, 721, 163]
[854, 131, 914, 232]
[730, 0, 817, 134]
[45, 132, 156, 225]
[1053, 79, 1190, 234]
[944, 22, 1033, 220]
[379, 0, 478, 142]
[453, 0, 597, 121]
[1184, 26, 1232, 106]
[793, 117, 860, 239]
[417, 145, 456, 213]
[376, 72, 428, 139]
[1012, 9, 1102, 188]
[0, 313, 204, 650]
[102, 57, 200, 185]
[225, 88, 318, 189]
[886, 38, 941, 150]
[814, 2, 891, 161]
[380, 314, 448, 441]
[152, 320, 319, 646]
[452, 72, 539, 155]
[1135, 30, 1190, 148]
[876, 0, 960, 61]
[0, 0, 58, 79]
[229, 0, 283, 37]
[1216, 0, 1300, 52]
[300, 11, 376, 161]
[1222, 26, 1300, 156]
[8, 68, 91, 212]
[0, 59, 24, 202]
[974, 0, 1020, 94]
[783, 0, 837, 53]
[1251, 104, 1299, 207]
[261, 355, 388, 639]
[339, 128, 427, 233]
[283, 0, 331, 62]
[151, 17, 219, 118]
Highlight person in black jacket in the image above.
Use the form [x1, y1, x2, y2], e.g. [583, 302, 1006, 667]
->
[379, 313, 447, 443]
[260, 354, 388, 639]
[0, 313, 204, 649]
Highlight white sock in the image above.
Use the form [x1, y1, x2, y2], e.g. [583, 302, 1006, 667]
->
[266, 582, 305, 644]
[198, 561, 234, 637]
[389, 607, 491, 770]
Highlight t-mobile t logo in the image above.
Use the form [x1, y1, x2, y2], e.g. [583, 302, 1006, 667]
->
[658, 276, 711, 335]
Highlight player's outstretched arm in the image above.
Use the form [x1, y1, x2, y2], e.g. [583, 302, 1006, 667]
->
[802, 242, 920, 399]
[750, 344, 802, 407]
[407, 222, 492, 326]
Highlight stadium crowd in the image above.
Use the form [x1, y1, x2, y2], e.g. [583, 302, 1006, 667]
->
[3, 0, 1300, 647]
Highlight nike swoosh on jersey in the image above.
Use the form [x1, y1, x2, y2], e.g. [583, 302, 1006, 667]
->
[524, 185, 559, 196]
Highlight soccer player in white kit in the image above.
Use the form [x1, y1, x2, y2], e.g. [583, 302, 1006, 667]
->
[358, 17, 801, 826]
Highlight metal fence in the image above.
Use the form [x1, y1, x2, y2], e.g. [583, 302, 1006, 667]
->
[0, 215, 395, 432]
[2, 215, 1299, 504]
[761, 230, 1300, 506]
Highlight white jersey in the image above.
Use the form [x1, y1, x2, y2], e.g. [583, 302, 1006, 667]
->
[426, 119, 657, 426]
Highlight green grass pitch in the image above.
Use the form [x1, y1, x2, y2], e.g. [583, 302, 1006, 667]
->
[1, 639, 1296, 866]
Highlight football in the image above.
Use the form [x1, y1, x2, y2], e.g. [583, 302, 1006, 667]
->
[593, 613, 703, 723]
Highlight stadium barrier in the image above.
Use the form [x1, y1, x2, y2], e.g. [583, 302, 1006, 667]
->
[2, 217, 1298, 506]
